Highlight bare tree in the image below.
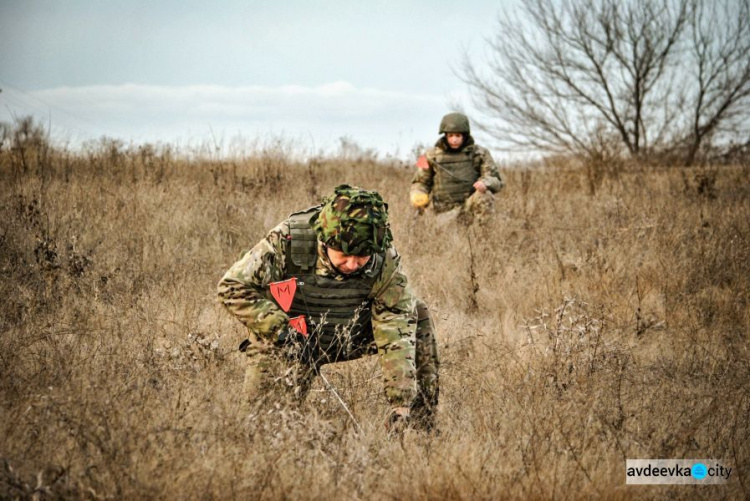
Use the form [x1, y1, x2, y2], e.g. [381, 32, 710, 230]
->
[680, 0, 750, 165]
[462, 0, 750, 165]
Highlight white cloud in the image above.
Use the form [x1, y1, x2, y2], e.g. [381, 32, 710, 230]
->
[0, 82, 464, 157]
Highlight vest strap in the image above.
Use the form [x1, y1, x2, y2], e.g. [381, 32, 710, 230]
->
[286, 207, 319, 272]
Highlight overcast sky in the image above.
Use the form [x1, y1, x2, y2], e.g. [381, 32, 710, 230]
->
[0, 0, 515, 157]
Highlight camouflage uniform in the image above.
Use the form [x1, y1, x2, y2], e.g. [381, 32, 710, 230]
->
[411, 112, 503, 222]
[218, 185, 439, 429]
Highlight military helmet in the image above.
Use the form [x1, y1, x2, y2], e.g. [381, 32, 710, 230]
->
[314, 184, 392, 256]
[439, 112, 470, 134]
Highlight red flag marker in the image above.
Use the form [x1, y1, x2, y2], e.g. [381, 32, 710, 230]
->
[270, 278, 297, 312]
[288, 315, 308, 337]
[416, 155, 429, 170]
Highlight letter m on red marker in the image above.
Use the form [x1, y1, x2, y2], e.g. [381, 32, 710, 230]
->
[270, 278, 297, 312]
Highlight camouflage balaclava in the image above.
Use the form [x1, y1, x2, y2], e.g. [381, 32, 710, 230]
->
[314, 184, 392, 256]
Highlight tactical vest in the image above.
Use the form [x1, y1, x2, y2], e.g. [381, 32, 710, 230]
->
[429, 146, 479, 212]
[283, 207, 384, 363]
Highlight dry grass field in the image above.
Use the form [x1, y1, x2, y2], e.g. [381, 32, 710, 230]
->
[1, 131, 748, 499]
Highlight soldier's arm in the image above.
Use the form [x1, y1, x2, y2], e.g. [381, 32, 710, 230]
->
[476, 146, 504, 193]
[370, 247, 418, 408]
[217, 222, 290, 340]
[410, 153, 435, 196]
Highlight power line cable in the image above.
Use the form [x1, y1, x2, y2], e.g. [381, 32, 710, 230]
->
[0, 76, 126, 138]
[1, 88, 104, 145]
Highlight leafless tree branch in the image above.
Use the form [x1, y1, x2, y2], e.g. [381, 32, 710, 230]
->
[461, 0, 750, 165]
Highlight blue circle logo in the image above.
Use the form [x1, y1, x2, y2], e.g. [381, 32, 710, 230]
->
[692, 463, 707, 479]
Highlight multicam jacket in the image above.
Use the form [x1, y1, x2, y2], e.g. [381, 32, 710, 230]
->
[411, 135, 504, 212]
[218, 207, 418, 407]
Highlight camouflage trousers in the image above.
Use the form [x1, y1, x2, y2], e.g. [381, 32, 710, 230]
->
[435, 191, 495, 226]
[241, 298, 440, 429]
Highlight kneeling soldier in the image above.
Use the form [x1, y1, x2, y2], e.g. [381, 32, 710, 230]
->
[410, 112, 504, 223]
[218, 185, 439, 431]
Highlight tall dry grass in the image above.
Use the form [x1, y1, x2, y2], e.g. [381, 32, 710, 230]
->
[1, 130, 748, 499]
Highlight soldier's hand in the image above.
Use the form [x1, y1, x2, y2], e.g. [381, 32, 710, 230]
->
[274, 325, 303, 353]
[273, 325, 297, 346]
[473, 181, 487, 193]
[275, 326, 314, 365]
[410, 192, 430, 208]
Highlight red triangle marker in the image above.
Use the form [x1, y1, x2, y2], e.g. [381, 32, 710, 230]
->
[288, 315, 308, 337]
[416, 155, 429, 170]
[269, 278, 296, 312]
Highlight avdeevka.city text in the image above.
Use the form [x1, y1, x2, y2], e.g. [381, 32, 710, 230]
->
[627, 463, 732, 480]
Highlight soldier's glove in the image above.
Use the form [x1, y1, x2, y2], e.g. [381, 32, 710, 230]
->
[410, 192, 429, 209]
[238, 338, 251, 352]
[274, 326, 301, 347]
[274, 326, 312, 365]
[385, 406, 411, 436]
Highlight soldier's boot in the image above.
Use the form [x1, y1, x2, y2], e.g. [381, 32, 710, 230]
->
[411, 298, 440, 432]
